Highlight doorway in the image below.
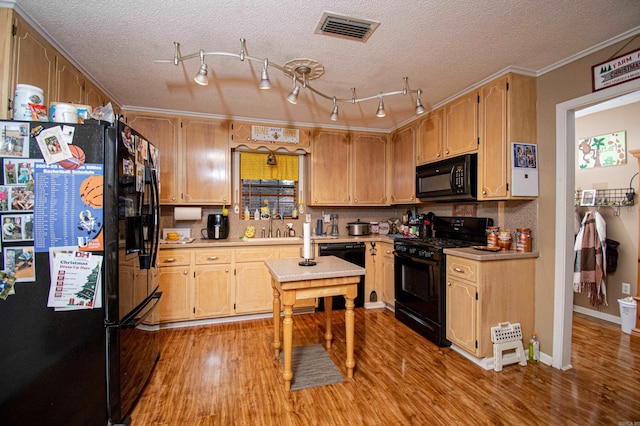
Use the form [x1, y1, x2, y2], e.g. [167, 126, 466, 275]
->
[554, 78, 640, 369]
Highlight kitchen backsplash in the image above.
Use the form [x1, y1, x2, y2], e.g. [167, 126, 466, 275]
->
[160, 200, 537, 248]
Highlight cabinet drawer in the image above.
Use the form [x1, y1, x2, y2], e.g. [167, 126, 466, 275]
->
[158, 249, 191, 267]
[235, 247, 278, 262]
[279, 245, 302, 259]
[447, 257, 477, 283]
[194, 249, 232, 264]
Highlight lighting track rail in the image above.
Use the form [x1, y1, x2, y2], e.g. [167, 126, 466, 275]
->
[155, 39, 425, 121]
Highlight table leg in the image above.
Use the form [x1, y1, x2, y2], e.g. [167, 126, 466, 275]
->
[345, 294, 356, 378]
[324, 296, 333, 349]
[282, 302, 294, 391]
[272, 282, 281, 359]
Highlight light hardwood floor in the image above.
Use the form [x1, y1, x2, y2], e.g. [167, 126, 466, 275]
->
[131, 309, 639, 425]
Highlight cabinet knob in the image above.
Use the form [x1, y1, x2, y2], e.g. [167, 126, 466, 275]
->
[165, 258, 176, 263]
[482, 191, 487, 195]
[182, 270, 189, 275]
[454, 267, 463, 273]
[447, 281, 452, 286]
[225, 268, 229, 273]
[354, 199, 358, 203]
[445, 150, 449, 154]
[437, 153, 441, 157]
[207, 256, 218, 261]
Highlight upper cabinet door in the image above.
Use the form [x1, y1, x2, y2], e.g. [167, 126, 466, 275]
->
[352, 133, 387, 205]
[311, 130, 350, 205]
[127, 114, 180, 204]
[11, 14, 56, 114]
[416, 108, 444, 164]
[180, 118, 230, 204]
[478, 76, 509, 199]
[55, 55, 85, 104]
[444, 91, 478, 157]
[390, 126, 417, 204]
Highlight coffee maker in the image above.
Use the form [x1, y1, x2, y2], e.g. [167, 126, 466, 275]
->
[202, 214, 229, 239]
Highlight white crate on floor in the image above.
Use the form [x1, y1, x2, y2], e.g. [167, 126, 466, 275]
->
[490, 322, 527, 372]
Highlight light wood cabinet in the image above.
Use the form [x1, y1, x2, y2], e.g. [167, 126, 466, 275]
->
[0, 9, 14, 120]
[444, 91, 479, 157]
[310, 130, 351, 205]
[310, 130, 388, 206]
[378, 241, 395, 307]
[234, 247, 278, 314]
[5, 12, 113, 119]
[416, 108, 444, 164]
[125, 114, 229, 205]
[157, 248, 232, 323]
[352, 133, 387, 205]
[157, 249, 192, 322]
[54, 54, 85, 104]
[445, 254, 535, 358]
[478, 73, 537, 200]
[180, 117, 230, 204]
[390, 125, 418, 204]
[126, 113, 180, 204]
[193, 249, 233, 318]
[9, 13, 55, 118]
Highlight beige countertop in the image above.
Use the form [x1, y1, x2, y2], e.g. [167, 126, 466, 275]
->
[264, 256, 366, 283]
[159, 234, 396, 249]
[443, 247, 539, 261]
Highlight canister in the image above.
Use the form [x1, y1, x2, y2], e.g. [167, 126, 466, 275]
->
[498, 230, 512, 251]
[51, 103, 79, 123]
[515, 228, 532, 252]
[486, 226, 500, 248]
[14, 84, 44, 120]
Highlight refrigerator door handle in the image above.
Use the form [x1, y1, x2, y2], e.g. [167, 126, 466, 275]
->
[150, 165, 160, 268]
[120, 292, 162, 329]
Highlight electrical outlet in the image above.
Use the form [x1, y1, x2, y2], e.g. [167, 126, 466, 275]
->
[622, 282, 631, 295]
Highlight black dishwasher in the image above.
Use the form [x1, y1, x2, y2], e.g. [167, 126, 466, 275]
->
[317, 242, 366, 311]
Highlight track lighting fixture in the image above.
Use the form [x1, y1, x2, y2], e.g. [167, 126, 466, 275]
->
[415, 89, 425, 115]
[193, 50, 209, 86]
[157, 39, 425, 121]
[259, 59, 271, 90]
[287, 75, 300, 104]
[330, 97, 339, 121]
[376, 97, 386, 118]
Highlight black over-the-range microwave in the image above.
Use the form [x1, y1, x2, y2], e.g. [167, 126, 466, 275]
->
[416, 153, 477, 201]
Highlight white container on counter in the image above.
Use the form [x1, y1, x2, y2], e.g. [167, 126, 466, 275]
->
[14, 84, 44, 120]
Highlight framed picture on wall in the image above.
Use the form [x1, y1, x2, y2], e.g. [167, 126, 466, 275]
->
[580, 189, 597, 206]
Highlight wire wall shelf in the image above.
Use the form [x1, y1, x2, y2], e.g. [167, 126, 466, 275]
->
[575, 188, 635, 216]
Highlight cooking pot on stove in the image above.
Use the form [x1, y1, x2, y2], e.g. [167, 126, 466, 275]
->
[346, 219, 371, 236]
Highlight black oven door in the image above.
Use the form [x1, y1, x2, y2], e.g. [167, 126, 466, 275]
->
[393, 251, 450, 347]
[394, 253, 443, 325]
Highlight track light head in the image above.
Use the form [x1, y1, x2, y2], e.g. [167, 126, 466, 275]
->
[415, 88, 425, 114]
[376, 97, 386, 118]
[259, 59, 271, 89]
[287, 86, 300, 104]
[330, 97, 339, 121]
[194, 62, 209, 86]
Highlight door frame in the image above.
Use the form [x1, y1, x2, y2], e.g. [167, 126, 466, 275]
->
[554, 78, 640, 369]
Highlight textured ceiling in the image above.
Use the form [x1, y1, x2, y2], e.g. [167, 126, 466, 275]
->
[10, 0, 640, 131]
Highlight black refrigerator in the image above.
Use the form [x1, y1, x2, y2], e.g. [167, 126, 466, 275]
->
[0, 117, 161, 425]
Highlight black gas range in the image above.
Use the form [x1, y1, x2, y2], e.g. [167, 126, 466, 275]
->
[393, 216, 493, 346]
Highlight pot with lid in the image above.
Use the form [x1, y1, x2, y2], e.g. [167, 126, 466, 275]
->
[346, 219, 371, 236]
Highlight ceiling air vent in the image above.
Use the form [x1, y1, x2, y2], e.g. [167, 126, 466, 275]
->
[315, 12, 380, 42]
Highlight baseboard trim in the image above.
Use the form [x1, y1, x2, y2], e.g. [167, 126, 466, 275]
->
[573, 305, 621, 324]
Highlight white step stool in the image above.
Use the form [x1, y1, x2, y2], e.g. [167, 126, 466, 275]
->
[491, 322, 527, 372]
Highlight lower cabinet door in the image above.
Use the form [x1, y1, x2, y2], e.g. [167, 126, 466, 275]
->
[158, 266, 191, 322]
[234, 262, 273, 314]
[194, 265, 232, 318]
[446, 278, 478, 355]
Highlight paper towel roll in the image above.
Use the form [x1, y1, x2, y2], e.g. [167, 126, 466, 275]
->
[174, 207, 202, 221]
